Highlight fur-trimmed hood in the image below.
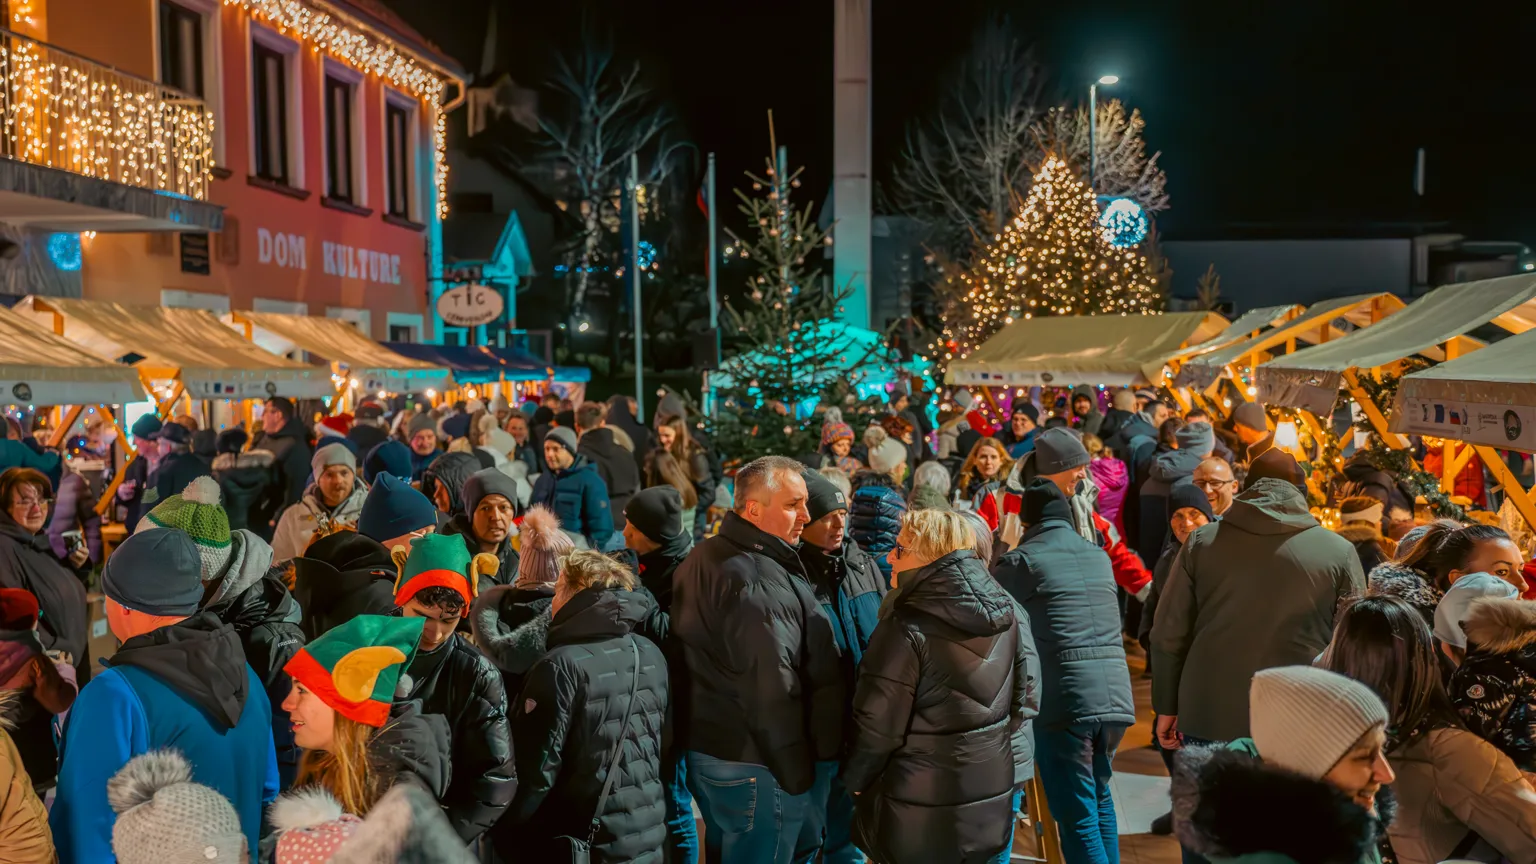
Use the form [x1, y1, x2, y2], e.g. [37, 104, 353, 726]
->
[1462, 597, 1536, 655]
[469, 583, 554, 675]
[1172, 742, 1390, 864]
[1334, 522, 1382, 544]
[212, 449, 274, 472]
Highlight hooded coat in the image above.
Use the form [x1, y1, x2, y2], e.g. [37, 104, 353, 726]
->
[1071, 384, 1105, 437]
[213, 449, 275, 533]
[0, 628, 77, 787]
[671, 512, 846, 795]
[50, 613, 278, 863]
[420, 452, 482, 519]
[500, 588, 668, 864]
[1151, 479, 1364, 741]
[850, 471, 907, 588]
[251, 416, 314, 531]
[1383, 725, 1536, 864]
[290, 531, 399, 640]
[579, 428, 641, 530]
[842, 550, 1039, 864]
[147, 449, 212, 513]
[529, 456, 615, 549]
[1088, 456, 1130, 535]
[1137, 448, 1206, 562]
[1450, 597, 1536, 773]
[606, 394, 654, 474]
[472, 584, 557, 703]
[1172, 740, 1387, 864]
[0, 699, 54, 862]
[270, 479, 369, 561]
[0, 510, 88, 691]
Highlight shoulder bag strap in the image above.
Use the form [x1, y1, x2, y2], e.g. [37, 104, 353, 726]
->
[588, 637, 641, 845]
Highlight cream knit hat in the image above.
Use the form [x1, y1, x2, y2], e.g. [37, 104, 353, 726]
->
[1249, 666, 1389, 780]
[109, 750, 246, 864]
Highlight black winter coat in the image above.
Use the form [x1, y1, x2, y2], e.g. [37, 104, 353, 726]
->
[0, 513, 87, 671]
[442, 512, 519, 597]
[421, 452, 483, 518]
[472, 583, 556, 701]
[347, 423, 389, 457]
[842, 550, 1039, 864]
[500, 588, 668, 864]
[290, 531, 399, 640]
[995, 516, 1135, 730]
[671, 512, 846, 795]
[580, 428, 640, 530]
[373, 699, 453, 801]
[633, 535, 692, 645]
[213, 450, 275, 533]
[406, 633, 516, 840]
[251, 419, 313, 533]
[850, 471, 907, 589]
[146, 449, 212, 512]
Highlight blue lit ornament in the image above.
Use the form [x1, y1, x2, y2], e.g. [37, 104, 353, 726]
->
[1098, 198, 1148, 248]
[48, 233, 83, 271]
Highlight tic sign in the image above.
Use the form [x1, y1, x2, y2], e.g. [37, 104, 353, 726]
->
[436, 284, 505, 328]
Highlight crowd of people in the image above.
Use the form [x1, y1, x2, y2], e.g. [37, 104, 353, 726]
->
[1, 379, 1536, 864]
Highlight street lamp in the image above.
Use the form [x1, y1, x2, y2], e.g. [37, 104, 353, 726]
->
[1089, 75, 1119, 191]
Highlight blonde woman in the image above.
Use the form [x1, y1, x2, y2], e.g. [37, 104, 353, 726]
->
[842, 508, 1039, 864]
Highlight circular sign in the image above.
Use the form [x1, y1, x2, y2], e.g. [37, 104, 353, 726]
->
[436, 284, 505, 328]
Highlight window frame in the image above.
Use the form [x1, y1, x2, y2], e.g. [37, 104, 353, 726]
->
[322, 60, 366, 207]
[249, 26, 303, 188]
[155, 0, 225, 165]
[383, 92, 419, 220]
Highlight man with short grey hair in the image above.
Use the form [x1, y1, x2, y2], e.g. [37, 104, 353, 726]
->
[672, 455, 845, 862]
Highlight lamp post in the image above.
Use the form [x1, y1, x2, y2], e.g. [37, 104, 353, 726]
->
[1089, 74, 1119, 191]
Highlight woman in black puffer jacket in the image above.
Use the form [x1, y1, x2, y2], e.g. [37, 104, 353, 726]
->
[843, 509, 1040, 864]
[497, 550, 668, 864]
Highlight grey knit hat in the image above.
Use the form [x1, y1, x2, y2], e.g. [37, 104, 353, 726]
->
[544, 425, 579, 456]
[407, 412, 437, 439]
[1032, 428, 1090, 475]
[1175, 422, 1215, 456]
[109, 750, 246, 864]
[311, 442, 356, 480]
[1250, 666, 1389, 780]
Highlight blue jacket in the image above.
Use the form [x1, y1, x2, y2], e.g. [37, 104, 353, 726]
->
[1002, 428, 1037, 460]
[796, 537, 885, 670]
[529, 457, 614, 550]
[50, 614, 278, 863]
[850, 474, 907, 589]
[409, 448, 440, 483]
[0, 439, 62, 489]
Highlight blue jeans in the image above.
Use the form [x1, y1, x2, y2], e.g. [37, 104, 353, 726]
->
[986, 788, 1023, 864]
[685, 752, 832, 864]
[796, 761, 858, 864]
[664, 750, 699, 864]
[1036, 722, 1126, 864]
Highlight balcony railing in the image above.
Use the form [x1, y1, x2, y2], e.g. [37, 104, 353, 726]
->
[1, 27, 213, 200]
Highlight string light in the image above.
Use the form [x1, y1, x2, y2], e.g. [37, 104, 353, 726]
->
[941, 156, 1160, 362]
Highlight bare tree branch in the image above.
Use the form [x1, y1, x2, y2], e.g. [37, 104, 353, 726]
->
[1031, 99, 1169, 213]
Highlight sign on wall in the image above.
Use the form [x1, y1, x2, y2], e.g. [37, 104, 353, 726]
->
[254, 227, 404, 286]
[1400, 397, 1536, 452]
[436, 283, 504, 328]
[180, 233, 211, 275]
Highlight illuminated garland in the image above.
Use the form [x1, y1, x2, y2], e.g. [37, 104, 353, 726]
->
[1350, 362, 1467, 521]
[226, 0, 452, 218]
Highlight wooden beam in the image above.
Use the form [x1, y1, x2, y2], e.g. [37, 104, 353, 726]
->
[1341, 368, 1409, 449]
[156, 380, 186, 420]
[47, 405, 85, 448]
[1478, 445, 1536, 534]
[1167, 385, 1191, 414]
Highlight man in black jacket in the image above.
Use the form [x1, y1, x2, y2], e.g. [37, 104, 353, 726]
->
[444, 468, 521, 595]
[672, 455, 845, 863]
[251, 396, 313, 539]
[142, 421, 211, 513]
[395, 532, 515, 842]
[606, 393, 653, 473]
[577, 401, 640, 530]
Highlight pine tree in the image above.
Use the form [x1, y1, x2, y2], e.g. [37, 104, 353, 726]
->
[712, 137, 888, 463]
[940, 155, 1162, 362]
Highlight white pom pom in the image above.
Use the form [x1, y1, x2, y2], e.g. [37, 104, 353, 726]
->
[107, 749, 192, 815]
[864, 425, 888, 449]
[823, 407, 843, 425]
[268, 788, 345, 831]
[182, 475, 222, 506]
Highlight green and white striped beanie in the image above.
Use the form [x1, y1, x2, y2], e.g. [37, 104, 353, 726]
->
[138, 476, 233, 581]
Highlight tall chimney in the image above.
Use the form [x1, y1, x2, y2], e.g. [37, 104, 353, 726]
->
[833, 0, 872, 330]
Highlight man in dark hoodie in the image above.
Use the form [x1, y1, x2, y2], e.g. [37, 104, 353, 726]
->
[576, 401, 640, 529]
[51, 528, 278, 861]
[212, 428, 274, 532]
[606, 393, 653, 472]
[142, 421, 211, 512]
[251, 396, 313, 537]
[420, 451, 482, 526]
[1136, 422, 1216, 562]
[1070, 384, 1106, 437]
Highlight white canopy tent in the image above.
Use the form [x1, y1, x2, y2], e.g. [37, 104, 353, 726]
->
[228, 311, 452, 395]
[1393, 328, 1536, 453]
[0, 304, 147, 406]
[16, 297, 333, 400]
[1176, 304, 1302, 361]
[947, 312, 1229, 388]
[1175, 294, 1401, 390]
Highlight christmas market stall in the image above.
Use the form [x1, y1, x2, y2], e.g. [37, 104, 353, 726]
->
[229, 311, 452, 412]
[0, 303, 147, 410]
[383, 341, 591, 406]
[1393, 325, 1536, 529]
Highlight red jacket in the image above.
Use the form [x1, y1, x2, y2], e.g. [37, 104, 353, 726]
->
[979, 487, 1152, 597]
[1422, 444, 1486, 508]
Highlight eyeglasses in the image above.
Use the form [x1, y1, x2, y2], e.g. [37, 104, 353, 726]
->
[893, 542, 908, 558]
[1193, 479, 1236, 490]
[12, 496, 51, 510]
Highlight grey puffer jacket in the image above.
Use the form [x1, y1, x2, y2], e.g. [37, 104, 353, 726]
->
[842, 550, 1038, 864]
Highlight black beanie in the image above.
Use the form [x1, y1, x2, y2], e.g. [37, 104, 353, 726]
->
[1168, 481, 1215, 524]
[1244, 449, 1306, 492]
[1022, 477, 1073, 525]
[463, 467, 522, 517]
[802, 469, 849, 522]
[626, 486, 684, 543]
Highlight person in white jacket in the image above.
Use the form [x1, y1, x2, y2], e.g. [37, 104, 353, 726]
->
[270, 443, 367, 561]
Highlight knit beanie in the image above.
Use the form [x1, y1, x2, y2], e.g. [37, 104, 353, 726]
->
[441, 413, 471, 441]
[312, 442, 357, 481]
[108, 750, 246, 864]
[138, 477, 232, 580]
[270, 788, 362, 863]
[485, 428, 518, 458]
[392, 532, 495, 609]
[282, 614, 424, 727]
[104, 529, 206, 616]
[1032, 428, 1090, 475]
[1168, 481, 1215, 524]
[801, 470, 849, 523]
[130, 414, 163, 441]
[1338, 496, 1384, 526]
[554, 409, 576, 429]
[1249, 666, 1389, 780]
[1434, 572, 1519, 648]
[864, 426, 907, 476]
[820, 421, 854, 449]
[1395, 522, 1433, 559]
[544, 425, 579, 457]
[0, 587, 40, 631]
[1012, 402, 1040, 424]
[1175, 422, 1215, 456]
[489, 394, 511, 415]
[1243, 450, 1306, 492]
[462, 467, 521, 518]
[362, 440, 412, 484]
[1231, 400, 1268, 432]
[357, 473, 437, 543]
[517, 506, 573, 588]
[407, 413, 436, 439]
[625, 486, 685, 543]
[1022, 477, 1073, 525]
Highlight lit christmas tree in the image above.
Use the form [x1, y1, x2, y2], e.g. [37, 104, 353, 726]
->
[940, 155, 1163, 362]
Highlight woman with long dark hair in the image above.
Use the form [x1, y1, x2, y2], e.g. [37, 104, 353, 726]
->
[1322, 595, 1536, 864]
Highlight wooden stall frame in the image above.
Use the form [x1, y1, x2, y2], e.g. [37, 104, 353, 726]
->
[1479, 445, 1536, 532]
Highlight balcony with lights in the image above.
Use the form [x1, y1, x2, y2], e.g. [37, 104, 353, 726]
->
[0, 26, 222, 233]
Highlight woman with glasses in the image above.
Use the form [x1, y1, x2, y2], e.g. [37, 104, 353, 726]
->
[0, 466, 89, 788]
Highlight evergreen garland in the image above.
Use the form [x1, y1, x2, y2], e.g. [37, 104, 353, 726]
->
[1349, 361, 1467, 521]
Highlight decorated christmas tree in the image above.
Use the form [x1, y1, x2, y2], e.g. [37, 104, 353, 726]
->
[712, 134, 889, 463]
[940, 155, 1163, 362]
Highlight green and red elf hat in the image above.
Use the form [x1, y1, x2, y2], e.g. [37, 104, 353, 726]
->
[283, 615, 423, 727]
[389, 532, 499, 608]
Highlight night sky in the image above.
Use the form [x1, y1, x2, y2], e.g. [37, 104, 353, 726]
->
[400, 0, 1536, 245]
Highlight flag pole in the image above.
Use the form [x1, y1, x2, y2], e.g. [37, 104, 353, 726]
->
[707, 151, 718, 418]
[631, 152, 644, 422]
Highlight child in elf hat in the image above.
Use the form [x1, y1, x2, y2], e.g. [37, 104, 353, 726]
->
[281, 615, 451, 818]
[390, 533, 515, 841]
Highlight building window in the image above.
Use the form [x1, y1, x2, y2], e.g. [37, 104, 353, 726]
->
[159, 2, 204, 97]
[252, 41, 289, 184]
[385, 101, 413, 218]
[388, 324, 415, 343]
[324, 76, 354, 202]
